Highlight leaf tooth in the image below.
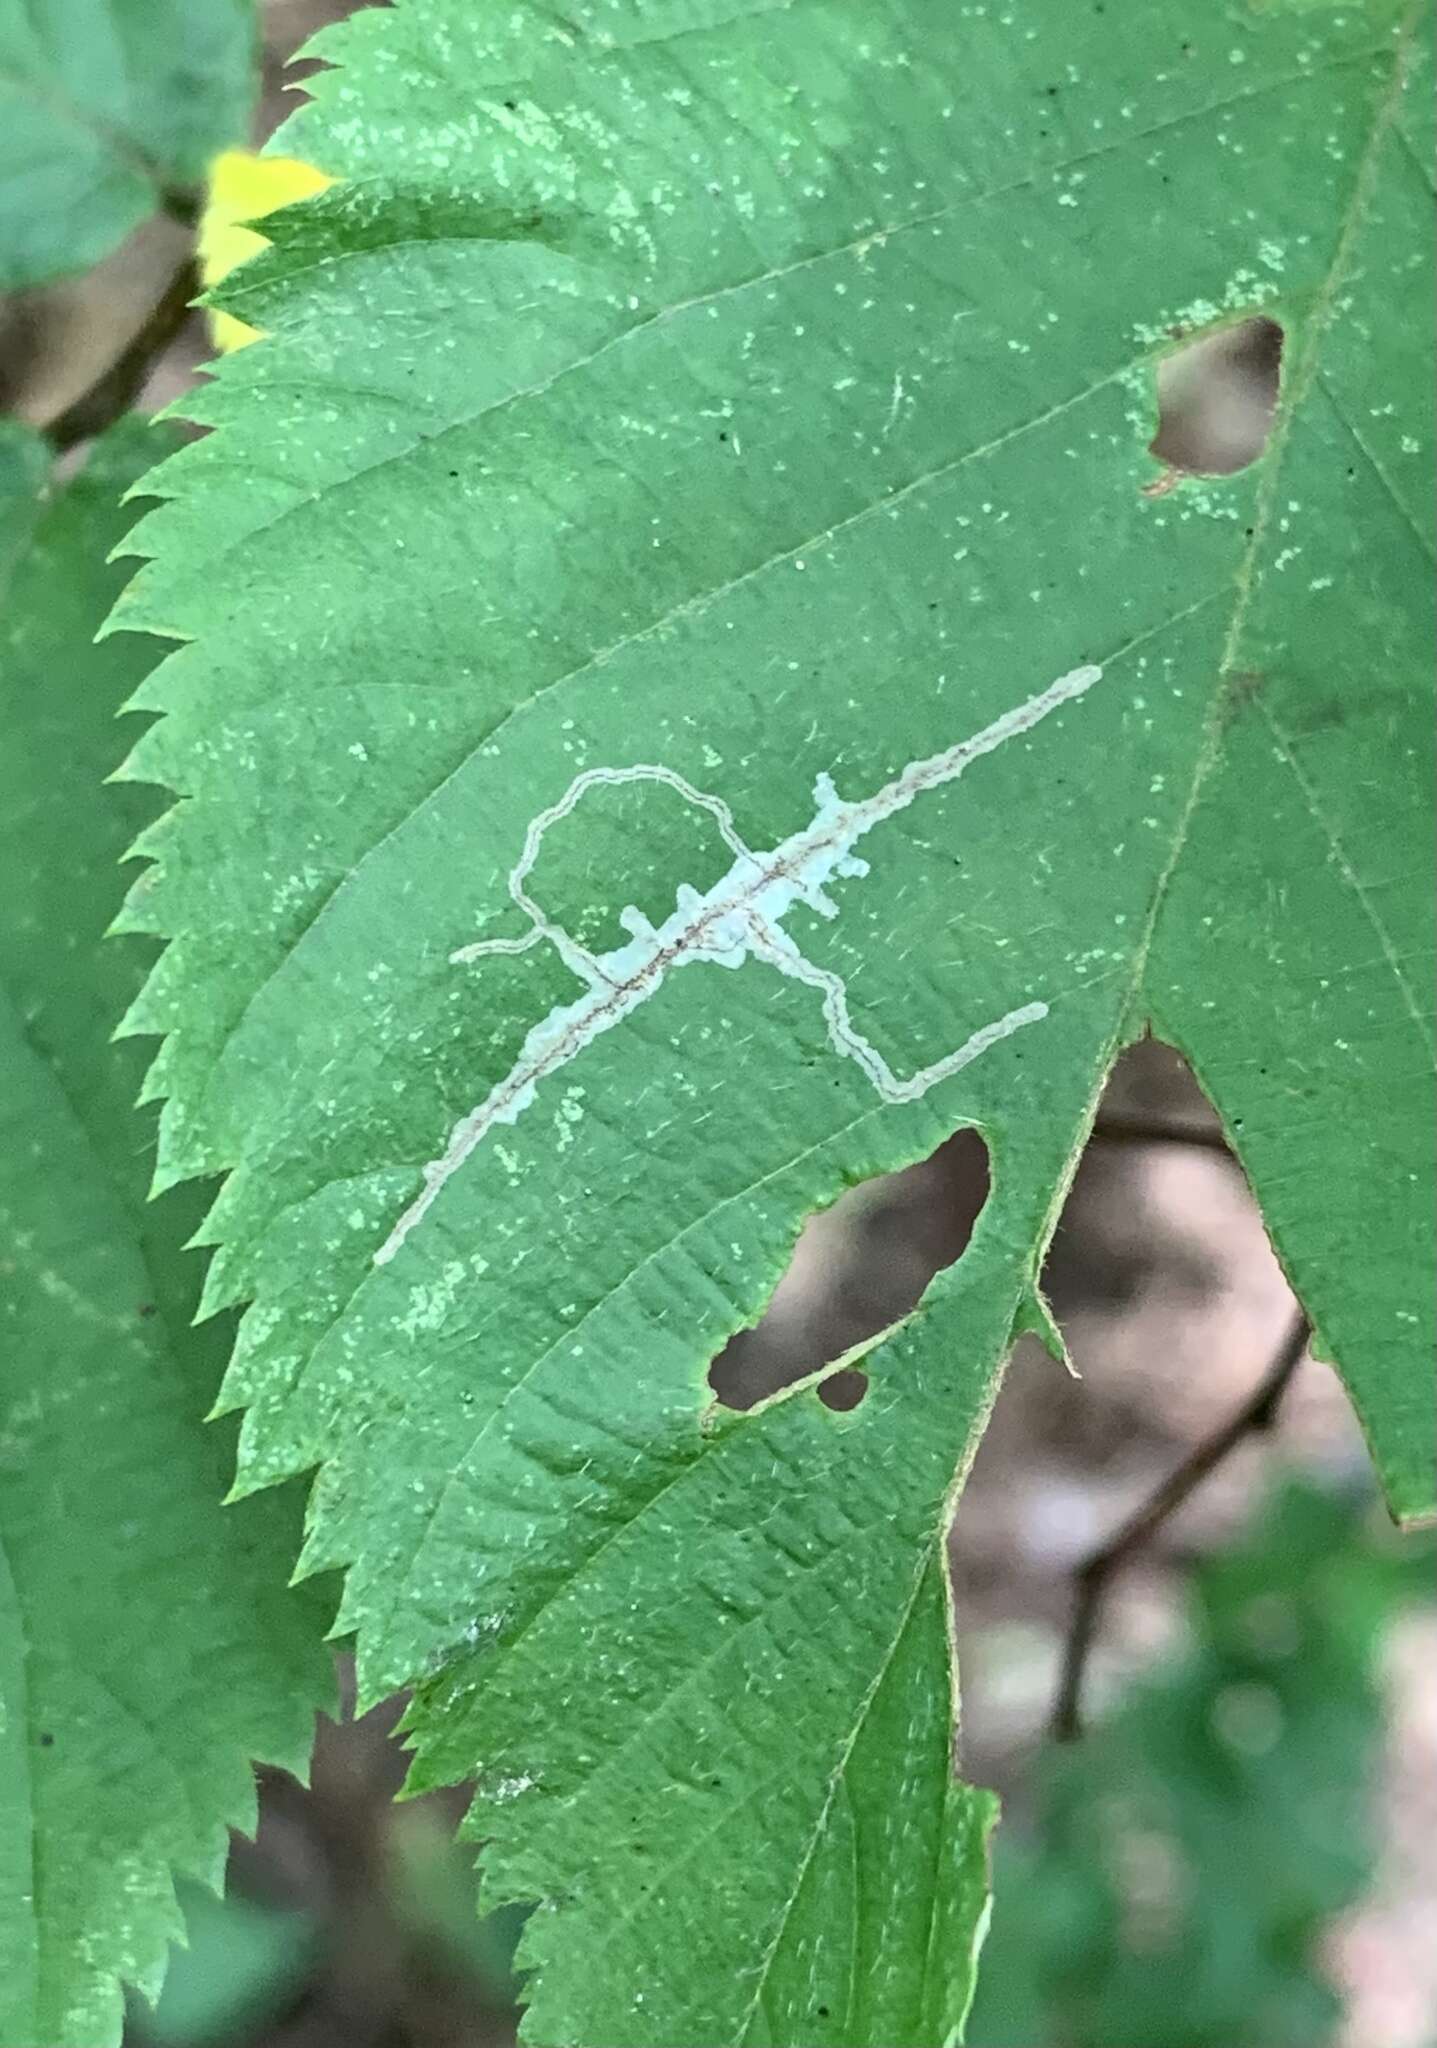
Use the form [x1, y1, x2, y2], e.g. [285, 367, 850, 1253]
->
[106, 887, 166, 943]
[113, 977, 172, 1042]
[1012, 1285, 1076, 1376]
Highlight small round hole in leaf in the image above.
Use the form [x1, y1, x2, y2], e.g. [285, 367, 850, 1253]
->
[817, 1367, 869, 1413]
[1150, 315, 1283, 478]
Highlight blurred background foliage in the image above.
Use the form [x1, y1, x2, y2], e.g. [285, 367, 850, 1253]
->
[969, 1484, 1433, 2048]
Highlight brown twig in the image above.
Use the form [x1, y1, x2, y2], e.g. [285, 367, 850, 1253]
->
[1050, 1309, 1311, 1741]
[44, 251, 202, 454]
[1089, 1112, 1233, 1156]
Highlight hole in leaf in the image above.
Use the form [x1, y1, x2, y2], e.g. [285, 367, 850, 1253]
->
[1149, 316, 1283, 480]
[817, 1367, 869, 1412]
[946, 1036, 1375, 1786]
[708, 1128, 990, 1412]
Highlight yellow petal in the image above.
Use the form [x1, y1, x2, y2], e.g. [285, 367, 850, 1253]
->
[199, 149, 336, 352]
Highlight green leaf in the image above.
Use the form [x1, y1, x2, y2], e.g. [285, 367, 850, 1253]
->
[146, 1885, 315, 2047]
[0, 0, 255, 287]
[107, 1, 1433, 2040]
[0, 419, 333, 2048]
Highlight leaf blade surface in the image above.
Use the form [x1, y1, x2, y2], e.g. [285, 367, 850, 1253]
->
[108, 2, 1435, 2038]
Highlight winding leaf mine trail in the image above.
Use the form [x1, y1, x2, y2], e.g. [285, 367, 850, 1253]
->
[374, 661, 1103, 1266]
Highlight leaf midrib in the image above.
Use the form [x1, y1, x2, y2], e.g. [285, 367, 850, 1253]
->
[731, 1551, 934, 2048]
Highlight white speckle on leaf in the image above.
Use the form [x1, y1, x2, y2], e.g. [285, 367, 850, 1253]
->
[490, 1774, 536, 1802]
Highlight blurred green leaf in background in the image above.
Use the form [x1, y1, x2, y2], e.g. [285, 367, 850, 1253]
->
[0, 0, 255, 287]
[969, 1480, 1433, 2048]
[0, 419, 333, 2048]
[144, 1889, 315, 2048]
